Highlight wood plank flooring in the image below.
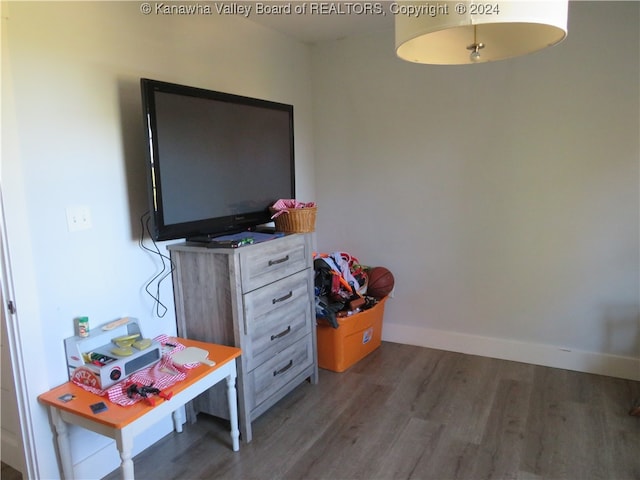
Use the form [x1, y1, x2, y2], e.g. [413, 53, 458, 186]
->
[1, 462, 22, 480]
[99, 342, 639, 480]
[5, 342, 636, 480]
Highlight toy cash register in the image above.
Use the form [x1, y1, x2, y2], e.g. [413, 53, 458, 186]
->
[64, 317, 161, 389]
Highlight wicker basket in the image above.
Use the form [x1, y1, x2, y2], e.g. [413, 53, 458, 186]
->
[270, 207, 317, 233]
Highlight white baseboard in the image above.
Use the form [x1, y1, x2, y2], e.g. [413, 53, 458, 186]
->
[382, 323, 640, 381]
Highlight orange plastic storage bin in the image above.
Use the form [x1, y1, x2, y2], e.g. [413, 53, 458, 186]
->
[316, 297, 386, 372]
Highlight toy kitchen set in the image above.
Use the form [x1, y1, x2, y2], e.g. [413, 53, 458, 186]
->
[64, 317, 161, 389]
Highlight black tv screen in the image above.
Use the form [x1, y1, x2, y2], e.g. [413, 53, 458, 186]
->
[140, 78, 295, 241]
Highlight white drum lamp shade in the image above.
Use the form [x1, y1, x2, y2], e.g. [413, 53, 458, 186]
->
[395, 1, 568, 65]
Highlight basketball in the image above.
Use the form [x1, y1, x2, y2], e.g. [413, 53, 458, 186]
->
[366, 266, 395, 299]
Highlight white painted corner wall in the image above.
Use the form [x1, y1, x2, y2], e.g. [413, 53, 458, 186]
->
[2, 2, 314, 478]
[311, 1, 640, 381]
[3, 1, 639, 479]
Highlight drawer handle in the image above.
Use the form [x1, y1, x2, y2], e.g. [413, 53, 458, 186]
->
[272, 291, 293, 304]
[268, 255, 290, 266]
[273, 359, 293, 377]
[271, 326, 291, 341]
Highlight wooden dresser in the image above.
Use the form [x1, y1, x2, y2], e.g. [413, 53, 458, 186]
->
[168, 233, 318, 442]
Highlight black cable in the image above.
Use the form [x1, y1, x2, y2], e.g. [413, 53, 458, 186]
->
[139, 211, 175, 317]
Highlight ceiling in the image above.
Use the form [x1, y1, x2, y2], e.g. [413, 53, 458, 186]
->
[247, 10, 394, 44]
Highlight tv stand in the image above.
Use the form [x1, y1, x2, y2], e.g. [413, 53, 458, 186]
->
[168, 233, 318, 442]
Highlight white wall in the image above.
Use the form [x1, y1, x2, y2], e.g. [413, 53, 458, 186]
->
[2, 2, 314, 478]
[311, 1, 639, 379]
[3, 1, 638, 477]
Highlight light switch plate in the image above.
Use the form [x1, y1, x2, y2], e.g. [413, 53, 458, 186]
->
[66, 206, 92, 232]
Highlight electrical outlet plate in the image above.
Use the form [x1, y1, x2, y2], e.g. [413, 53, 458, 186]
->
[66, 206, 92, 232]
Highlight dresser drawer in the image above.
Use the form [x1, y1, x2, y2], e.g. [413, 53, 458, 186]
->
[243, 269, 310, 322]
[243, 291, 313, 372]
[246, 335, 313, 411]
[239, 234, 310, 292]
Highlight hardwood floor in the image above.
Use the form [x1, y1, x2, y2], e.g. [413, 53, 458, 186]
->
[1, 462, 22, 480]
[5, 342, 635, 479]
[98, 342, 639, 480]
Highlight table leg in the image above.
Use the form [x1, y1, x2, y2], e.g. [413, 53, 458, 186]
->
[115, 432, 135, 480]
[51, 408, 74, 479]
[225, 373, 240, 452]
[172, 410, 183, 433]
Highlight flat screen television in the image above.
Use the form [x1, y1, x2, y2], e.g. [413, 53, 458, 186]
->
[140, 78, 295, 242]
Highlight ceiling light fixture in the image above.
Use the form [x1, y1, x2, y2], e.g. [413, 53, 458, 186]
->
[395, 1, 568, 65]
[466, 25, 484, 62]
